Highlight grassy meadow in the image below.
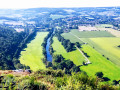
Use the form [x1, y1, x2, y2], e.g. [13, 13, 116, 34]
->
[89, 37, 120, 66]
[62, 33, 84, 44]
[70, 29, 114, 38]
[61, 29, 120, 81]
[62, 29, 114, 44]
[19, 32, 48, 71]
[82, 37, 120, 66]
[52, 37, 85, 66]
[81, 44, 120, 81]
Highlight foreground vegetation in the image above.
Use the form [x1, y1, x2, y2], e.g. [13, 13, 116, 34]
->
[0, 69, 120, 90]
[19, 32, 48, 71]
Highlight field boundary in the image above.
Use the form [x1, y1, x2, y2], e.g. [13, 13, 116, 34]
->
[75, 46, 90, 64]
[70, 32, 86, 43]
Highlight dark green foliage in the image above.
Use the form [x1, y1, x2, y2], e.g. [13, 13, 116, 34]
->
[82, 50, 90, 57]
[41, 58, 47, 64]
[56, 33, 74, 52]
[103, 77, 110, 81]
[75, 42, 81, 48]
[52, 54, 64, 64]
[95, 72, 104, 78]
[113, 80, 119, 85]
[72, 65, 80, 72]
[52, 54, 80, 74]
[33, 82, 48, 90]
[49, 46, 54, 55]
[0, 26, 28, 70]
[65, 60, 74, 69]
[117, 45, 120, 48]
[47, 61, 53, 67]
[36, 69, 64, 77]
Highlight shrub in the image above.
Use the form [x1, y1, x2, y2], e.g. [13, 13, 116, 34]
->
[95, 72, 103, 78]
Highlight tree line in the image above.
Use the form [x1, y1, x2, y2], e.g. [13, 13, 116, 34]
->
[55, 33, 74, 52]
[0, 26, 31, 70]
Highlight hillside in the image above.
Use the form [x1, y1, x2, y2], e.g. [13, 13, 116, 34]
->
[0, 69, 119, 90]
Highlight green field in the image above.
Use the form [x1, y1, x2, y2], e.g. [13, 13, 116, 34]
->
[50, 14, 65, 20]
[19, 32, 48, 71]
[62, 33, 84, 44]
[70, 29, 114, 38]
[81, 44, 120, 81]
[52, 37, 85, 66]
[89, 37, 120, 66]
[95, 24, 113, 28]
[61, 29, 120, 81]
[62, 29, 114, 44]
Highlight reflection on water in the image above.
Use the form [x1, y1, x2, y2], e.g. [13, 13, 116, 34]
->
[46, 38, 52, 62]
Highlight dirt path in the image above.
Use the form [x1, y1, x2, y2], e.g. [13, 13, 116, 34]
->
[69, 32, 90, 64]
[0, 70, 30, 76]
[75, 46, 90, 64]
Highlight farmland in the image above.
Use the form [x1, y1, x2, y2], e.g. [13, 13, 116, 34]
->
[19, 32, 48, 71]
[52, 37, 85, 66]
[70, 29, 114, 38]
[81, 44, 120, 81]
[62, 33, 84, 44]
[96, 27, 120, 37]
[62, 29, 114, 44]
[63, 29, 114, 38]
[61, 29, 120, 81]
[89, 37, 120, 66]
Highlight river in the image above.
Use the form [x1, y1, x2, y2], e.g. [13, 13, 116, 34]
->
[46, 38, 52, 62]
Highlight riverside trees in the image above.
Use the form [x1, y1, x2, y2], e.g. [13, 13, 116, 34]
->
[0, 26, 29, 69]
[52, 54, 80, 74]
[56, 33, 74, 52]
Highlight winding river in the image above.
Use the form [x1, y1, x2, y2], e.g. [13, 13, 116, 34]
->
[46, 38, 52, 62]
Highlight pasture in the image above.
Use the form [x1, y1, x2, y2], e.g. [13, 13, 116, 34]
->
[70, 29, 114, 38]
[81, 44, 120, 81]
[52, 37, 85, 66]
[96, 27, 120, 37]
[19, 32, 48, 71]
[61, 29, 120, 81]
[62, 29, 114, 44]
[89, 37, 120, 66]
[62, 33, 84, 44]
